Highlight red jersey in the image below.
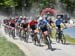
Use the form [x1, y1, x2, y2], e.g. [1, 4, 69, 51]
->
[29, 20, 37, 26]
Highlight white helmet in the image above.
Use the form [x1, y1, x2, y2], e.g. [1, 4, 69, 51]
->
[39, 17, 43, 21]
[20, 16, 22, 18]
[57, 16, 61, 19]
[11, 17, 14, 19]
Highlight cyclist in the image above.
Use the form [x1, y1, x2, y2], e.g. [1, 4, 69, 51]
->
[29, 18, 37, 32]
[37, 16, 50, 36]
[20, 16, 29, 39]
[28, 18, 37, 42]
[37, 16, 52, 49]
[10, 18, 16, 28]
[15, 16, 19, 22]
[16, 16, 22, 25]
[9, 17, 16, 38]
[55, 15, 65, 43]
[16, 16, 23, 37]
[55, 15, 64, 31]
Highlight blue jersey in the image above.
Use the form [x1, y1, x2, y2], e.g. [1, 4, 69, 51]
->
[17, 18, 22, 24]
[45, 15, 49, 23]
[55, 19, 64, 25]
[37, 20, 48, 29]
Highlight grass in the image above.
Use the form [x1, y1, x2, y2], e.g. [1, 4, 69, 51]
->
[65, 35, 75, 44]
[0, 36, 25, 56]
[51, 29, 75, 44]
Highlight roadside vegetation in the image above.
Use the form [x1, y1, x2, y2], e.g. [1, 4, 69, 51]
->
[0, 35, 25, 56]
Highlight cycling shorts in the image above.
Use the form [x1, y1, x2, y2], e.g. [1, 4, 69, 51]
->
[10, 23, 15, 27]
[30, 25, 36, 31]
[40, 25, 48, 32]
[21, 23, 28, 28]
[56, 25, 61, 30]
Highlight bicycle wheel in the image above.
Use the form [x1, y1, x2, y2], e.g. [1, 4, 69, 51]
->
[12, 29, 15, 39]
[19, 29, 21, 37]
[25, 31, 29, 42]
[9, 28, 12, 37]
[33, 34, 37, 45]
[23, 31, 28, 42]
[55, 32, 60, 43]
[62, 34, 66, 44]
[46, 36, 52, 49]
[37, 33, 41, 46]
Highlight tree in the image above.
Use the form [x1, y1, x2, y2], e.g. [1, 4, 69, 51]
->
[60, 0, 75, 14]
[0, 0, 18, 7]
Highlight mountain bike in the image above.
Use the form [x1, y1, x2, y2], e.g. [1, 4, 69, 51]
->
[43, 31, 52, 49]
[56, 29, 66, 44]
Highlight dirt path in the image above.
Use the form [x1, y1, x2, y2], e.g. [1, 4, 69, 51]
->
[0, 26, 75, 56]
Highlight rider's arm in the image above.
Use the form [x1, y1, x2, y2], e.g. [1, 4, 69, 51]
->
[37, 22, 40, 30]
[44, 20, 51, 29]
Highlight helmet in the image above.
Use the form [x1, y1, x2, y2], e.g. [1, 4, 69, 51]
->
[23, 16, 26, 18]
[11, 17, 14, 19]
[20, 16, 22, 18]
[57, 16, 61, 19]
[23, 16, 26, 20]
[39, 17, 43, 21]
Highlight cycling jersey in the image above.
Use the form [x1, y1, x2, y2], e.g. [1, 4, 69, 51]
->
[10, 19, 16, 27]
[37, 19, 48, 29]
[11, 19, 16, 24]
[17, 18, 22, 24]
[29, 20, 37, 30]
[45, 15, 49, 23]
[21, 19, 28, 28]
[56, 19, 64, 26]
[56, 18, 64, 30]
[16, 18, 19, 22]
[29, 20, 37, 26]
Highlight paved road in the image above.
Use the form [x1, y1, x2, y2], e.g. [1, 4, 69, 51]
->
[0, 26, 75, 56]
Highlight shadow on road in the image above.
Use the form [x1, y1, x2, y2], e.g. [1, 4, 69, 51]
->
[64, 42, 75, 45]
[46, 48, 62, 51]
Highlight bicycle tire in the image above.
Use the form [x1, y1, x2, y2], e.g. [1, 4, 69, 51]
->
[46, 36, 52, 49]
[62, 34, 66, 44]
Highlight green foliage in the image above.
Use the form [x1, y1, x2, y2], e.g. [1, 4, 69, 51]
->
[0, 0, 4, 6]
[4, 0, 17, 7]
[60, 0, 75, 13]
[0, 36, 25, 56]
[0, 0, 75, 14]
[0, 0, 18, 7]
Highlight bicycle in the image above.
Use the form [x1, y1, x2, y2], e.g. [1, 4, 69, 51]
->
[22, 28, 29, 42]
[43, 31, 52, 50]
[56, 28, 66, 44]
[11, 27, 15, 39]
[30, 29, 41, 46]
